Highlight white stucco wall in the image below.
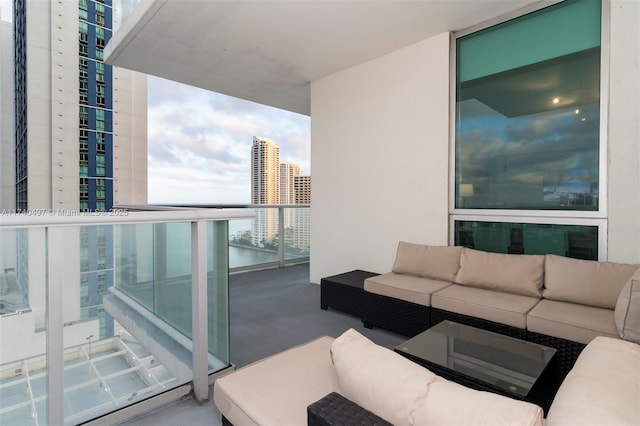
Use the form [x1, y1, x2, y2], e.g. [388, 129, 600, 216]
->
[310, 33, 450, 283]
[606, 0, 640, 264]
[310, 2, 640, 283]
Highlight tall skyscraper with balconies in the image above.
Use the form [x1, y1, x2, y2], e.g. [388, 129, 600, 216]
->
[10, 0, 147, 339]
[251, 136, 280, 205]
[251, 136, 280, 245]
[280, 161, 301, 229]
[279, 162, 301, 205]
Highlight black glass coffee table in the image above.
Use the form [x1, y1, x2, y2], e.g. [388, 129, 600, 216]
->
[395, 320, 558, 414]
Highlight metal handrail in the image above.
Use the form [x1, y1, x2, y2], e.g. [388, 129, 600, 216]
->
[0, 208, 254, 228]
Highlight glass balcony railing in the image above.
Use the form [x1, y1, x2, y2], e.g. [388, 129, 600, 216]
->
[0, 208, 252, 425]
[228, 205, 310, 270]
[117, 204, 311, 271]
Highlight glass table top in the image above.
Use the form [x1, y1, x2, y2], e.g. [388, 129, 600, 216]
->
[395, 321, 556, 397]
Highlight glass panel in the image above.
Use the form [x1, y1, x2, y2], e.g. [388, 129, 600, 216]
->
[228, 217, 274, 268]
[0, 228, 48, 425]
[284, 207, 310, 261]
[154, 222, 191, 336]
[207, 221, 229, 369]
[455, 0, 601, 211]
[115, 223, 193, 335]
[454, 220, 598, 260]
[114, 223, 154, 311]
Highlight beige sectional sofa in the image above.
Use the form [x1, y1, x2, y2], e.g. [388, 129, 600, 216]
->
[362, 242, 639, 378]
[214, 329, 546, 426]
[546, 336, 640, 425]
[365, 242, 637, 341]
[214, 328, 640, 425]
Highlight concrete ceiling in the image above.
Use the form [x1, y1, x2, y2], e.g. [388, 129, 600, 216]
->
[106, 0, 543, 115]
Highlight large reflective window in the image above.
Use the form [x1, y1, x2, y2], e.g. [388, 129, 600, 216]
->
[455, 0, 601, 210]
[454, 221, 598, 260]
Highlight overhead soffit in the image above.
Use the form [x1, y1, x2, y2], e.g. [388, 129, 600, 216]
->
[106, 0, 543, 115]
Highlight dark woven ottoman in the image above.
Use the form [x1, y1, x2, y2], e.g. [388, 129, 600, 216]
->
[307, 392, 392, 426]
[320, 270, 379, 318]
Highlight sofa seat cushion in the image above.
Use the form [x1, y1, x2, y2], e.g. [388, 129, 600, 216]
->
[546, 336, 640, 425]
[431, 284, 539, 329]
[392, 242, 463, 282]
[543, 254, 638, 309]
[456, 248, 544, 297]
[413, 380, 543, 426]
[364, 272, 451, 306]
[527, 299, 618, 344]
[214, 336, 338, 426]
[330, 328, 443, 425]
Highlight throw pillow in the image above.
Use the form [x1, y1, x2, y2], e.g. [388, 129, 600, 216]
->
[455, 248, 544, 297]
[330, 328, 442, 426]
[615, 268, 640, 343]
[412, 380, 544, 426]
[544, 255, 638, 309]
[392, 241, 462, 282]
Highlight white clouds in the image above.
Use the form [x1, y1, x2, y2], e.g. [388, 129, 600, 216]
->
[147, 76, 310, 204]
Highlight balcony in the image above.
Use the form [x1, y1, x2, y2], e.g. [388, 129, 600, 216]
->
[0, 207, 276, 424]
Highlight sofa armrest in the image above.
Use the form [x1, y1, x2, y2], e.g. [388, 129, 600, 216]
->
[307, 392, 392, 426]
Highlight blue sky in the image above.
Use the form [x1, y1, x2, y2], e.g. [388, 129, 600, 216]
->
[146, 77, 311, 205]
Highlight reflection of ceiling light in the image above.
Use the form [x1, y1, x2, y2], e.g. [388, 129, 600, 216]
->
[553, 97, 560, 104]
[575, 109, 580, 114]
[581, 118, 587, 122]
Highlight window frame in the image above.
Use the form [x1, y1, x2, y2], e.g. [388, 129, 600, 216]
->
[449, 214, 607, 260]
[448, 0, 611, 259]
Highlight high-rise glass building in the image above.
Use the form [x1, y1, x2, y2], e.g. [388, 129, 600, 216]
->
[13, 0, 147, 211]
[0, 12, 13, 211]
[8, 0, 147, 340]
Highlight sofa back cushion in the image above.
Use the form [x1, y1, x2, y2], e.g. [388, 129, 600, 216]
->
[330, 328, 443, 426]
[614, 267, 640, 343]
[412, 380, 543, 426]
[455, 248, 544, 297]
[392, 242, 462, 282]
[544, 255, 638, 309]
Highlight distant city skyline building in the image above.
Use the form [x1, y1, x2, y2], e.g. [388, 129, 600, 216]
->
[293, 175, 311, 251]
[250, 136, 310, 248]
[280, 161, 301, 229]
[279, 162, 301, 204]
[251, 136, 280, 245]
[251, 136, 280, 205]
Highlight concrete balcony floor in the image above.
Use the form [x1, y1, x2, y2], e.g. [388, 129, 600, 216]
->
[119, 263, 404, 425]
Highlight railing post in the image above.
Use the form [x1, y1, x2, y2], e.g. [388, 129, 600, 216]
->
[47, 227, 65, 425]
[278, 207, 285, 268]
[191, 220, 208, 402]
